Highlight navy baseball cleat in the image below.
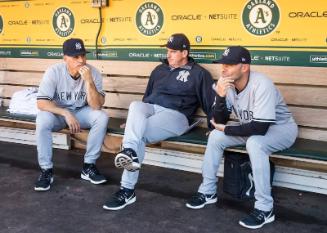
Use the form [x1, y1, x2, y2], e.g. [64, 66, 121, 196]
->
[81, 163, 107, 184]
[239, 208, 275, 229]
[34, 168, 53, 191]
[186, 192, 217, 209]
[114, 148, 140, 171]
[103, 187, 136, 211]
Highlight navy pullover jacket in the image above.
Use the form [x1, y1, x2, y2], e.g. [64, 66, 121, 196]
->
[143, 58, 216, 126]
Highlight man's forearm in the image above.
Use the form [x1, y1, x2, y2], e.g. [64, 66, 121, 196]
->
[213, 95, 230, 124]
[37, 100, 68, 117]
[85, 82, 105, 109]
[224, 121, 271, 136]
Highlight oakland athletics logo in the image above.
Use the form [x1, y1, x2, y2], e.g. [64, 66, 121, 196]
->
[242, 0, 280, 36]
[136, 2, 164, 36]
[0, 15, 3, 34]
[52, 7, 75, 37]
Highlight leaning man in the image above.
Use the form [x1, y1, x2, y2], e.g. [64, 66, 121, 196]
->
[186, 46, 298, 229]
[103, 33, 216, 210]
[35, 38, 109, 191]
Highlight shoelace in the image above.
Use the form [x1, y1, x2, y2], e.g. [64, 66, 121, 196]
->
[39, 170, 51, 181]
[250, 209, 265, 221]
[86, 164, 100, 176]
[192, 193, 205, 202]
[114, 189, 131, 202]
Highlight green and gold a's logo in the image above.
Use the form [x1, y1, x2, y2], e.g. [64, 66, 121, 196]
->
[136, 2, 164, 36]
[242, 0, 280, 36]
[52, 7, 75, 37]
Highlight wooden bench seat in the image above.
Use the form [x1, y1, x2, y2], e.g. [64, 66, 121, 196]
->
[1, 57, 327, 194]
[1, 106, 327, 163]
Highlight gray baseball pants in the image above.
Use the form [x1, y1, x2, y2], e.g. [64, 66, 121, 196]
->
[121, 101, 189, 189]
[36, 106, 109, 169]
[198, 121, 298, 211]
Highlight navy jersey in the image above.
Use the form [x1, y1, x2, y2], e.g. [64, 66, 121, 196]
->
[143, 58, 215, 124]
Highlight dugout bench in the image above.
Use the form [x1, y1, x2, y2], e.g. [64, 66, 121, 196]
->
[0, 58, 326, 194]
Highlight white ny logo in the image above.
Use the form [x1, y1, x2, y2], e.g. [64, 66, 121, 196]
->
[75, 42, 82, 50]
[168, 36, 174, 43]
[176, 70, 190, 82]
[223, 48, 230, 56]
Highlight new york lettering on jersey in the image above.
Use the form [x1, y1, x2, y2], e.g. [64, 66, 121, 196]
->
[54, 91, 86, 101]
[37, 62, 103, 110]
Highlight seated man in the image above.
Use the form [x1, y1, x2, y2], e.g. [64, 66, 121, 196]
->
[186, 46, 298, 229]
[103, 33, 216, 210]
[34, 38, 109, 191]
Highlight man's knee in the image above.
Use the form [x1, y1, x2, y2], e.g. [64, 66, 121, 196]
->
[94, 110, 109, 125]
[246, 136, 268, 155]
[246, 136, 270, 171]
[207, 130, 228, 148]
[128, 101, 144, 112]
[36, 111, 55, 130]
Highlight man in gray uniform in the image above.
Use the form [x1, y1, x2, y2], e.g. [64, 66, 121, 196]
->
[186, 46, 298, 229]
[103, 33, 216, 211]
[35, 38, 109, 191]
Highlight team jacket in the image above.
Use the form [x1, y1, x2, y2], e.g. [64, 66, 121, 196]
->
[143, 58, 215, 125]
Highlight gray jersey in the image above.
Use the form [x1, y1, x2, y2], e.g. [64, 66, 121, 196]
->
[37, 62, 105, 110]
[226, 71, 294, 125]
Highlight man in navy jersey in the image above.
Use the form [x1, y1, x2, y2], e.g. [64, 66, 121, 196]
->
[103, 33, 216, 211]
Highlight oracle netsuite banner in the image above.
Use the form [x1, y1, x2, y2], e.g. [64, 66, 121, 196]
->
[0, 0, 326, 66]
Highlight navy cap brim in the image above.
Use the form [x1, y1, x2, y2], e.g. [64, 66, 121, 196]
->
[160, 43, 183, 50]
[65, 50, 90, 57]
[160, 43, 189, 51]
[212, 58, 240, 64]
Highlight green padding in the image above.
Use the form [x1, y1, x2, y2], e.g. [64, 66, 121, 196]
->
[168, 127, 209, 145]
[107, 118, 125, 135]
[223, 139, 327, 161]
[167, 129, 327, 161]
[1, 106, 327, 161]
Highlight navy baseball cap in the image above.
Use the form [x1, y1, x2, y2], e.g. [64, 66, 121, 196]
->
[162, 33, 190, 52]
[213, 46, 251, 64]
[63, 38, 90, 56]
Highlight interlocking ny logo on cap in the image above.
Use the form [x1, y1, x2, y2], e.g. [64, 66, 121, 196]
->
[223, 48, 230, 57]
[75, 42, 82, 50]
[168, 36, 174, 43]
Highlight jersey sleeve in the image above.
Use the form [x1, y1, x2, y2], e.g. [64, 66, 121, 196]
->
[91, 67, 105, 97]
[253, 78, 276, 123]
[37, 67, 57, 101]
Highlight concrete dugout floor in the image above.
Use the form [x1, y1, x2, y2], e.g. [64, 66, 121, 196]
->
[0, 141, 326, 233]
